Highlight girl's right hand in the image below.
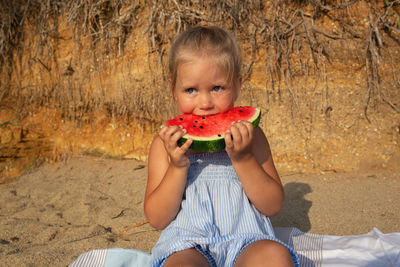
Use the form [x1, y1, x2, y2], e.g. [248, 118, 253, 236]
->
[159, 125, 193, 168]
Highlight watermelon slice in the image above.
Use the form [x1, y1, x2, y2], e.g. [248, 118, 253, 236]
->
[165, 106, 261, 152]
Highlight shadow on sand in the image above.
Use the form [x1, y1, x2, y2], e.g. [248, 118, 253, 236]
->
[271, 182, 313, 232]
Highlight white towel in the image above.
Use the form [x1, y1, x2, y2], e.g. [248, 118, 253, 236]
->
[69, 227, 400, 267]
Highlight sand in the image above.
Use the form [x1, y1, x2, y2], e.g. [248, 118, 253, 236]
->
[0, 156, 399, 266]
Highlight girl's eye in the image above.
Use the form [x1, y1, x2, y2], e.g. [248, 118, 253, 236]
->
[213, 86, 223, 92]
[185, 88, 197, 94]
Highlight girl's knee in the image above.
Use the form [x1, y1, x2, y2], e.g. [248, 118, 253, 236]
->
[235, 240, 294, 267]
[164, 248, 209, 267]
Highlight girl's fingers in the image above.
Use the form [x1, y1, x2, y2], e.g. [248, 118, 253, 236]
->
[159, 125, 186, 149]
[234, 121, 250, 140]
[159, 125, 174, 140]
[229, 123, 242, 144]
[159, 125, 191, 167]
[244, 120, 253, 132]
[158, 125, 169, 140]
[233, 121, 254, 143]
[165, 125, 180, 137]
[180, 138, 193, 152]
[224, 130, 233, 149]
[225, 121, 255, 155]
[241, 121, 253, 141]
[170, 128, 186, 144]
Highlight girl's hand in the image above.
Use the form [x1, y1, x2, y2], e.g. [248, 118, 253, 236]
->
[224, 120, 254, 162]
[159, 125, 192, 168]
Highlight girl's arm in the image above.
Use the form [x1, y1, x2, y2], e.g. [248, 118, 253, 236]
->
[144, 126, 192, 230]
[225, 121, 284, 217]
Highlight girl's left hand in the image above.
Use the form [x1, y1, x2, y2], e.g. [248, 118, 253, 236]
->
[224, 120, 254, 162]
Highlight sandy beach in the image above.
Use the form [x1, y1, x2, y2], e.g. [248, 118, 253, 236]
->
[0, 156, 399, 266]
[1, 1, 400, 266]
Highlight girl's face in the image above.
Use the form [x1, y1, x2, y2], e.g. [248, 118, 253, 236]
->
[173, 57, 239, 116]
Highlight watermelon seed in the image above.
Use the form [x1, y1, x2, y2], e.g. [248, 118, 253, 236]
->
[194, 120, 198, 123]
[200, 126, 203, 129]
[192, 125, 196, 128]
[179, 118, 183, 120]
[202, 116, 205, 119]
[218, 134, 221, 137]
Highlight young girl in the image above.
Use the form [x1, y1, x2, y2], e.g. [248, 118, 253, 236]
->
[144, 26, 299, 267]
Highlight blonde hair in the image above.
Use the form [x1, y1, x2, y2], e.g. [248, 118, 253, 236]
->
[168, 26, 242, 90]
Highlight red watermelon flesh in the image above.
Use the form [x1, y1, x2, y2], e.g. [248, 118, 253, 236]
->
[165, 106, 261, 152]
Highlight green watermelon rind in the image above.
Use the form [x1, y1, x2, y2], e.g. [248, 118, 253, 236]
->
[178, 108, 261, 152]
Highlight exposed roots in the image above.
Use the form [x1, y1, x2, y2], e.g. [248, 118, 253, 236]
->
[0, 0, 399, 122]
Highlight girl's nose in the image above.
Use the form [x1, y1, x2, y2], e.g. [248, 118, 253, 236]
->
[199, 93, 213, 109]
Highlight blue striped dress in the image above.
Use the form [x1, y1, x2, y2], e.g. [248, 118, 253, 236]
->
[151, 151, 299, 266]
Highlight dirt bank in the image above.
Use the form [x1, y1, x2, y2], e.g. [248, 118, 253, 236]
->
[1, 1, 400, 181]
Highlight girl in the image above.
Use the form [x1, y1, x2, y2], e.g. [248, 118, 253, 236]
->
[144, 26, 299, 267]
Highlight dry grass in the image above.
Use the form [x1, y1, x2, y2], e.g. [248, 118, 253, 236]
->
[0, 0, 398, 138]
[1, 0, 399, 122]
[144, 0, 400, 118]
